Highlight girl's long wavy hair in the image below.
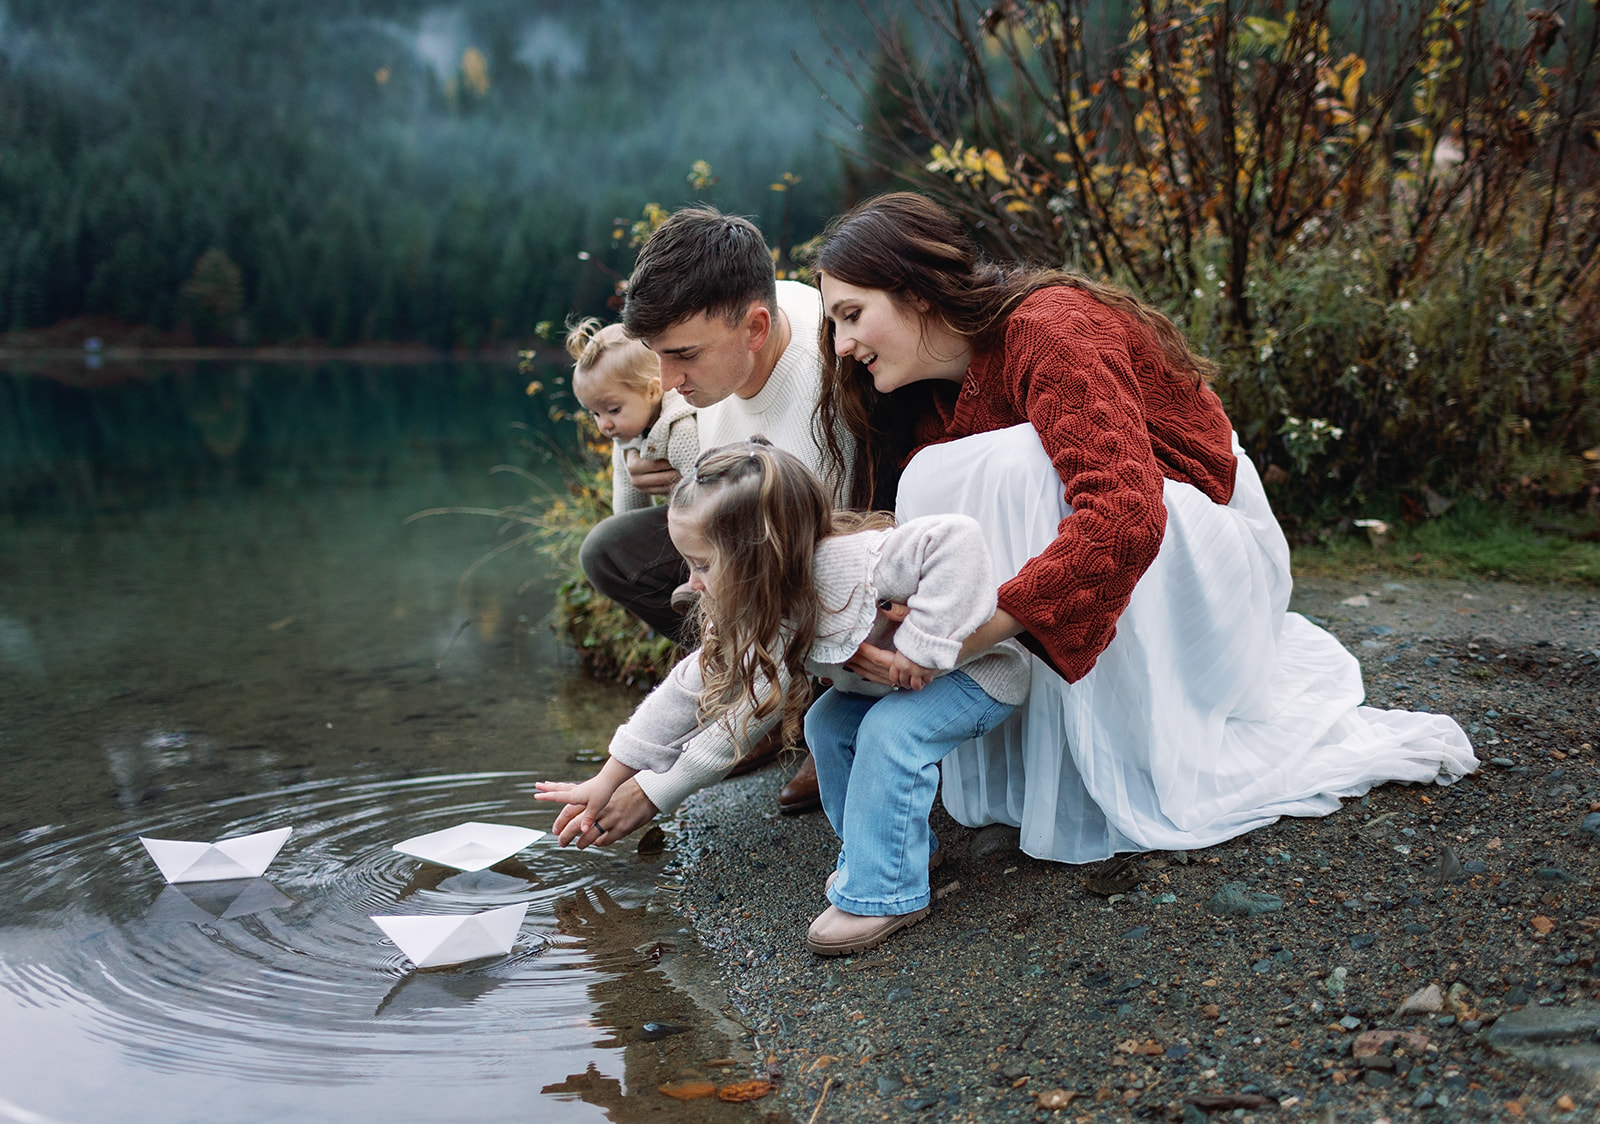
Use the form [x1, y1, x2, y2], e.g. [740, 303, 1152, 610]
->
[814, 191, 1217, 511]
[670, 439, 892, 754]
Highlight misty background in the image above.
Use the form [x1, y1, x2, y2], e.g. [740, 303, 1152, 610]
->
[0, 0, 880, 348]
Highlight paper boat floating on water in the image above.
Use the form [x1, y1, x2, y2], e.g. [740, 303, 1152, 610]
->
[391, 822, 544, 872]
[139, 826, 292, 883]
[371, 901, 530, 969]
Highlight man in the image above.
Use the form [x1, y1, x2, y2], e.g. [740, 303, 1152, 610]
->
[577, 206, 852, 841]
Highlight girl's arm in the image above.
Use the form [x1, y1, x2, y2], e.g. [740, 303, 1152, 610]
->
[844, 516, 1016, 688]
[534, 756, 639, 846]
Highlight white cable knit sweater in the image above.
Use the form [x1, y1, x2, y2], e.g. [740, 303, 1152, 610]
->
[610, 389, 698, 513]
[612, 514, 1030, 810]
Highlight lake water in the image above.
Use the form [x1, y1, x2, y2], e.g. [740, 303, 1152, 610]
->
[0, 360, 760, 1123]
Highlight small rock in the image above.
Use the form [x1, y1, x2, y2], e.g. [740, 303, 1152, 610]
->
[1252, 959, 1274, 973]
[1324, 966, 1349, 996]
[1459, 1019, 1482, 1033]
[1413, 1090, 1436, 1108]
[1436, 1015, 1456, 1027]
[1396, 983, 1445, 1017]
[1121, 926, 1148, 940]
[1489, 757, 1516, 767]
[885, 987, 912, 1004]
[1463, 860, 1488, 874]
[877, 1075, 905, 1095]
[640, 1022, 688, 1040]
[1350, 932, 1377, 950]
[1165, 1044, 1189, 1060]
[1581, 812, 1600, 840]
[636, 826, 667, 855]
[1435, 847, 1464, 885]
[1536, 868, 1576, 883]
[904, 1094, 940, 1111]
[1339, 1016, 1363, 1031]
[971, 824, 1021, 860]
[1207, 882, 1283, 917]
[1405, 923, 1433, 935]
[1365, 1071, 1393, 1087]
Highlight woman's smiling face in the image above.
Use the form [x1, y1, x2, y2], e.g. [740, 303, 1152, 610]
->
[820, 274, 971, 393]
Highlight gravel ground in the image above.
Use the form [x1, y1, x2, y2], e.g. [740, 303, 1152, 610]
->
[653, 574, 1600, 1124]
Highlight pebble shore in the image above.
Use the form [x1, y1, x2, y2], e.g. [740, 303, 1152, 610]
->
[656, 574, 1599, 1123]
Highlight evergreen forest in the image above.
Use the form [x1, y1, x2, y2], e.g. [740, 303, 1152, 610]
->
[0, 0, 871, 347]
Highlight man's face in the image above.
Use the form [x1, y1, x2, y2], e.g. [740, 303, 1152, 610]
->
[643, 307, 762, 408]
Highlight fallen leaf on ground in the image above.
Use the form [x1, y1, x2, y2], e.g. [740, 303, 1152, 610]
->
[718, 1080, 776, 1102]
[1352, 1030, 1431, 1059]
[658, 1081, 718, 1100]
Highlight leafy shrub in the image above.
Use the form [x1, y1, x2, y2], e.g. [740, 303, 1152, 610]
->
[832, 0, 1600, 515]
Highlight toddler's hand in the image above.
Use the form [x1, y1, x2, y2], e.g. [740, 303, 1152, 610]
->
[885, 649, 937, 691]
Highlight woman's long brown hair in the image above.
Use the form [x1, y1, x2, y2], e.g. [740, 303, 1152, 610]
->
[814, 191, 1216, 511]
[670, 439, 892, 754]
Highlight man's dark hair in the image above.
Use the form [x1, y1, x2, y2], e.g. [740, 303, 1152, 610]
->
[622, 207, 778, 339]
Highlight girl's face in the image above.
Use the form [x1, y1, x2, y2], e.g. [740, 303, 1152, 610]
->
[573, 357, 661, 441]
[820, 274, 972, 393]
[667, 502, 722, 604]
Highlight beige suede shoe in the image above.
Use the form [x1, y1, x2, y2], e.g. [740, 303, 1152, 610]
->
[807, 904, 931, 957]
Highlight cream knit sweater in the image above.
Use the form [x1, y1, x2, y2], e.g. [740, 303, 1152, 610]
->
[613, 515, 1030, 809]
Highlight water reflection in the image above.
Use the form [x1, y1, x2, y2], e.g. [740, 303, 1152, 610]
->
[0, 361, 768, 1124]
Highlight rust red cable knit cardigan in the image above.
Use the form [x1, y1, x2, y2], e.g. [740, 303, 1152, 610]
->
[919, 286, 1238, 683]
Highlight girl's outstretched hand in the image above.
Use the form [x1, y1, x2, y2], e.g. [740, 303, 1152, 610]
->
[535, 777, 619, 847]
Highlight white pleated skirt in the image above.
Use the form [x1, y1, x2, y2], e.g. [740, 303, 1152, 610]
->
[897, 425, 1478, 863]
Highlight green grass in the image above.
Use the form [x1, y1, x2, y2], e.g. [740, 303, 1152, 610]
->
[1290, 500, 1600, 586]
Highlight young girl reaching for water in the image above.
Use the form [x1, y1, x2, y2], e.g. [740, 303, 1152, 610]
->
[565, 317, 698, 514]
[535, 439, 1030, 956]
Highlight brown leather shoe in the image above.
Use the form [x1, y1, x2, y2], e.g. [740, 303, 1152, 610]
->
[725, 726, 784, 778]
[778, 752, 821, 815]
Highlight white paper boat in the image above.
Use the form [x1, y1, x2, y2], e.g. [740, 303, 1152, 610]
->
[139, 826, 292, 883]
[371, 901, 530, 968]
[391, 822, 544, 872]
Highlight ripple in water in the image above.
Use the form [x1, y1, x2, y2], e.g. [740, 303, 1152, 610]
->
[0, 773, 671, 1092]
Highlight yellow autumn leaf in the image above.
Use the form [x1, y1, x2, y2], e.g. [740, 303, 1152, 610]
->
[981, 149, 1010, 184]
[1342, 56, 1366, 106]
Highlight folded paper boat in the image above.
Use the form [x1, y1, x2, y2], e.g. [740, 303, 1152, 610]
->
[139, 826, 293, 883]
[371, 901, 530, 968]
[391, 822, 545, 872]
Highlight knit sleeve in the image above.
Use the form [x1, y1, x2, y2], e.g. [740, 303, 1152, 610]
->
[610, 441, 651, 514]
[630, 659, 788, 814]
[992, 302, 1167, 682]
[870, 515, 999, 670]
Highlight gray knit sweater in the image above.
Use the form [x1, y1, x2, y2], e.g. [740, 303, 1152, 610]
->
[608, 514, 1030, 807]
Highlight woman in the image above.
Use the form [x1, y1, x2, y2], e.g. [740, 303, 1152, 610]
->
[814, 192, 1475, 863]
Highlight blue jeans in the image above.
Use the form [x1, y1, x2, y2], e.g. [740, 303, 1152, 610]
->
[805, 673, 1015, 916]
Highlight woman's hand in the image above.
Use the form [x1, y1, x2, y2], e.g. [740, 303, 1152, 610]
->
[845, 605, 1026, 688]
